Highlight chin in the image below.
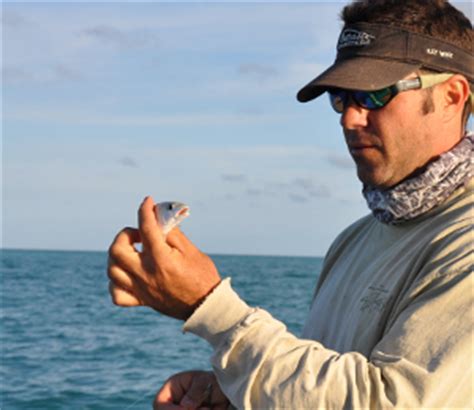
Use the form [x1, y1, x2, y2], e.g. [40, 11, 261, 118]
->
[356, 170, 393, 189]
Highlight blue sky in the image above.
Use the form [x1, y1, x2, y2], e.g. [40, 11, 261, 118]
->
[2, 1, 472, 256]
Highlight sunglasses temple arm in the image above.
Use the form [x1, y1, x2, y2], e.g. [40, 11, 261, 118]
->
[419, 73, 473, 113]
[419, 73, 453, 89]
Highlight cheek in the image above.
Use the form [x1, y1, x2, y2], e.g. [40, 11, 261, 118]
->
[383, 119, 428, 169]
[368, 112, 414, 162]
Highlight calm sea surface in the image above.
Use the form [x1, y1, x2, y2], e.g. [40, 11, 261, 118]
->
[1, 249, 322, 410]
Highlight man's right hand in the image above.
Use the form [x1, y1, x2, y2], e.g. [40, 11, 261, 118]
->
[107, 197, 222, 320]
[153, 370, 230, 410]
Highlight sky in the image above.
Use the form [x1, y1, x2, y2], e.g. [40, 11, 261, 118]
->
[2, 1, 473, 257]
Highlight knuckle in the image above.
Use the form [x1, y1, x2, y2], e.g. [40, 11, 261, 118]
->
[123, 226, 138, 238]
[152, 394, 160, 410]
[107, 264, 118, 281]
[108, 282, 124, 306]
[190, 374, 211, 394]
[107, 255, 115, 268]
[108, 282, 119, 303]
[108, 227, 136, 256]
[108, 242, 122, 260]
[111, 293, 125, 307]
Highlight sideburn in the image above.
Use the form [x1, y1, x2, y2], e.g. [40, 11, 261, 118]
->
[421, 88, 435, 115]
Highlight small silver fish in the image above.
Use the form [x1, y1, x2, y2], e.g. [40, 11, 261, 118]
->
[155, 201, 190, 235]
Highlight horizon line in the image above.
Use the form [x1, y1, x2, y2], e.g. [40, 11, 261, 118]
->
[0, 247, 323, 259]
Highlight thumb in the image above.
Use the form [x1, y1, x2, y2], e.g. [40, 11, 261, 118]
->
[138, 196, 168, 253]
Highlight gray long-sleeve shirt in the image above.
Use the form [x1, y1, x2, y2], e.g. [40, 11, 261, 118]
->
[184, 180, 474, 409]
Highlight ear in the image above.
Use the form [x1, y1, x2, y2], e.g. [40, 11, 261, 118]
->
[440, 74, 470, 123]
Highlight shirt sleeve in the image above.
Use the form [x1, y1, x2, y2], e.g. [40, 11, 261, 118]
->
[183, 263, 473, 409]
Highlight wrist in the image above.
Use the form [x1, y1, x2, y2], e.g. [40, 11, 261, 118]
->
[187, 278, 223, 320]
[183, 278, 253, 348]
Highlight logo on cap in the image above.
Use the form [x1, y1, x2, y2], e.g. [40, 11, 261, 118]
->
[426, 48, 454, 59]
[338, 28, 375, 50]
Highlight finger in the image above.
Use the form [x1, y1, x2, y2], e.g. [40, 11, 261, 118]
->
[154, 377, 175, 404]
[154, 373, 192, 410]
[208, 382, 230, 410]
[180, 373, 214, 409]
[108, 281, 141, 307]
[138, 196, 169, 254]
[153, 400, 181, 410]
[108, 227, 141, 272]
[107, 261, 136, 290]
[111, 227, 141, 251]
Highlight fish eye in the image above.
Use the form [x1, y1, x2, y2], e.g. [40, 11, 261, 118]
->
[168, 203, 173, 210]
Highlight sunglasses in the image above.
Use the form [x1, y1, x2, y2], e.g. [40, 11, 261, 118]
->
[328, 73, 454, 114]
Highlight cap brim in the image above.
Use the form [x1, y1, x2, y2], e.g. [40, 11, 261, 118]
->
[297, 57, 421, 103]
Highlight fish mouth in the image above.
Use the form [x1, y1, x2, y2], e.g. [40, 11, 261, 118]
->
[177, 207, 190, 217]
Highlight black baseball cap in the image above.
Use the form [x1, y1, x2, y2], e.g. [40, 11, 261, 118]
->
[297, 23, 474, 103]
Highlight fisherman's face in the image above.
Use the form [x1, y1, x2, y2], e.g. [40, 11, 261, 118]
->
[339, 74, 447, 189]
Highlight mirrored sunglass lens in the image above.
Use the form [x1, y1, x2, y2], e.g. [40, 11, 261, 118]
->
[329, 91, 346, 113]
[354, 88, 393, 109]
[371, 88, 394, 105]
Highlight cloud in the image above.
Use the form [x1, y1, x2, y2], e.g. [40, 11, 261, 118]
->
[246, 188, 263, 197]
[82, 25, 124, 42]
[238, 63, 278, 80]
[54, 64, 83, 81]
[1, 10, 27, 27]
[2, 66, 32, 83]
[230, 175, 330, 205]
[222, 193, 237, 201]
[3, 64, 83, 85]
[4, 107, 292, 127]
[288, 193, 309, 203]
[327, 153, 354, 170]
[221, 174, 247, 183]
[81, 25, 159, 49]
[291, 177, 331, 198]
[2, 3, 338, 105]
[118, 156, 139, 168]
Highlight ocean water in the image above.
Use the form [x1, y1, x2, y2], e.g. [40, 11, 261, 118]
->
[1, 249, 322, 410]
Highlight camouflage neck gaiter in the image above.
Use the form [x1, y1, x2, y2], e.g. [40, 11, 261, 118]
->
[363, 132, 473, 225]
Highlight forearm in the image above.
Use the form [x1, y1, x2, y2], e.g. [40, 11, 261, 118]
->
[184, 279, 388, 409]
[184, 277, 473, 409]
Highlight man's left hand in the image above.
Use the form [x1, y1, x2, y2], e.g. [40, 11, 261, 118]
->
[153, 370, 230, 410]
[107, 196, 221, 320]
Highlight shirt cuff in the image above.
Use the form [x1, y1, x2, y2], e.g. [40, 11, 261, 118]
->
[183, 278, 253, 348]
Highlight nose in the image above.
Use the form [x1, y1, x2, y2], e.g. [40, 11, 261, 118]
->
[340, 102, 370, 130]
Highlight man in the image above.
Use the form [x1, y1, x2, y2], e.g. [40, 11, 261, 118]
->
[107, 0, 473, 408]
